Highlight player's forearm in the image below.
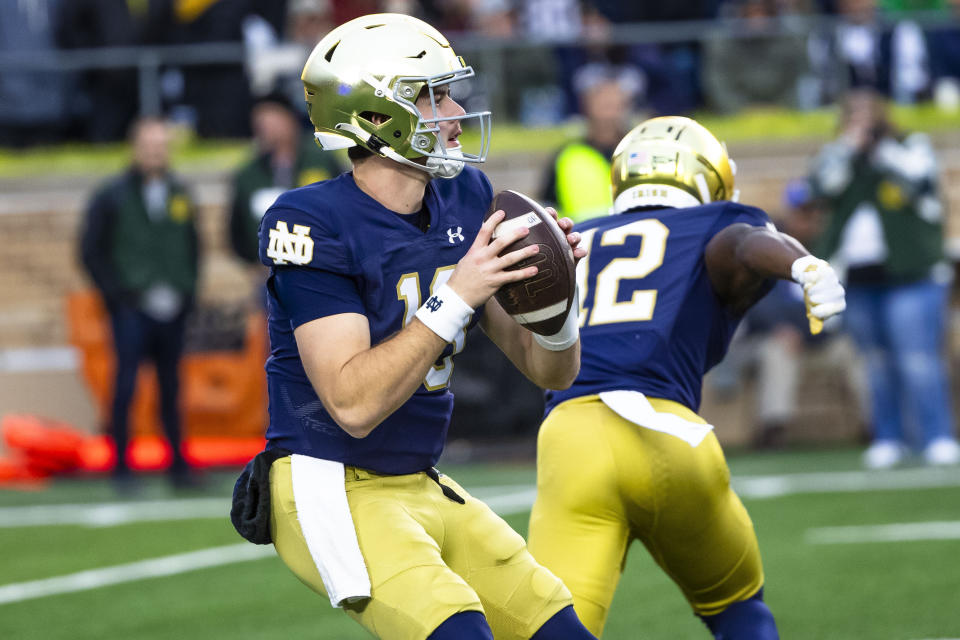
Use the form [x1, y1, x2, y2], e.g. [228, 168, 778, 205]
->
[321, 321, 446, 437]
[527, 339, 580, 390]
[481, 299, 580, 390]
[735, 226, 808, 281]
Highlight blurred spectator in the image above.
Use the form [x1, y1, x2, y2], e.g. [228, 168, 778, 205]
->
[228, 91, 344, 265]
[807, 89, 959, 468]
[79, 117, 200, 488]
[702, 0, 809, 113]
[806, 0, 931, 105]
[170, 0, 267, 137]
[539, 74, 634, 222]
[595, 1, 720, 114]
[462, 0, 514, 37]
[927, 0, 960, 111]
[245, 0, 335, 120]
[0, 0, 71, 147]
[55, 0, 172, 141]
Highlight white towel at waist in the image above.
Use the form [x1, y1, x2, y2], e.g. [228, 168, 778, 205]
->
[598, 390, 714, 447]
[290, 454, 371, 607]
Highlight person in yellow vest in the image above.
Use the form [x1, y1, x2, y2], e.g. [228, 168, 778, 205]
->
[539, 74, 635, 223]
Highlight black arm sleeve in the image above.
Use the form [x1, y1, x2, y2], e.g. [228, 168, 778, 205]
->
[79, 189, 124, 303]
[228, 188, 259, 264]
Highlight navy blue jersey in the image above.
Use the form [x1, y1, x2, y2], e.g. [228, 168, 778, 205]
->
[258, 167, 492, 474]
[545, 201, 772, 415]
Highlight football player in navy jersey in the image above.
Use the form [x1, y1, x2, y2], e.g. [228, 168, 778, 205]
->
[249, 13, 595, 640]
[526, 117, 846, 639]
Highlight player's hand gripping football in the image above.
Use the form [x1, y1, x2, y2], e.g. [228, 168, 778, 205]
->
[790, 256, 846, 335]
[544, 206, 588, 266]
[446, 210, 544, 309]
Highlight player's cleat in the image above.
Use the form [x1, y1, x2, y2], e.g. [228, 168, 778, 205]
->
[923, 438, 960, 466]
[863, 440, 907, 469]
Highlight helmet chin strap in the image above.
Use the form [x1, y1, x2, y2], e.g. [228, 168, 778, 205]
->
[425, 144, 464, 179]
[333, 123, 463, 179]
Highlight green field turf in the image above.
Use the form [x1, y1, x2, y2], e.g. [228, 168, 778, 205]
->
[1, 447, 959, 639]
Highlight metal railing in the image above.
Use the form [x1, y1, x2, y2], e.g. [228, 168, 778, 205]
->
[0, 12, 956, 124]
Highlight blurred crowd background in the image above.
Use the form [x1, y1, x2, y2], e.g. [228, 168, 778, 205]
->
[2, 0, 960, 143]
[1, 0, 959, 482]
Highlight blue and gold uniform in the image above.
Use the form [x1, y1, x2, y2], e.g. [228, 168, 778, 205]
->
[260, 167, 572, 640]
[259, 168, 487, 474]
[529, 201, 773, 636]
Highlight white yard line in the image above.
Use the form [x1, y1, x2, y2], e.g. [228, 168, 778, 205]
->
[0, 498, 230, 528]
[806, 520, 960, 545]
[3, 466, 960, 606]
[0, 487, 536, 606]
[4, 467, 960, 529]
[0, 544, 273, 606]
[732, 466, 960, 499]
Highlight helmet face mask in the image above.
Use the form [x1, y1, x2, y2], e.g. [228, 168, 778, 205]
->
[610, 116, 737, 213]
[302, 13, 491, 179]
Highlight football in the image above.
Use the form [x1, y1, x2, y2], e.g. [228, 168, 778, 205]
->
[484, 190, 577, 335]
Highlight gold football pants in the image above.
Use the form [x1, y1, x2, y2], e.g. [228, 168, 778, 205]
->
[269, 456, 572, 640]
[528, 395, 763, 637]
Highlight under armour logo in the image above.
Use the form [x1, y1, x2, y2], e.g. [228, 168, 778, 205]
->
[447, 226, 464, 244]
[266, 220, 314, 265]
[425, 296, 443, 312]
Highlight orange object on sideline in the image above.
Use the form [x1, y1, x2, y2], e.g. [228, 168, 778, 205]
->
[1, 413, 265, 477]
[77, 435, 265, 472]
[1, 414, 85, 474]
[0, 455, 51, 489]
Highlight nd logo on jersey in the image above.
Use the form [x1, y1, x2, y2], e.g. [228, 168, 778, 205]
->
[267, 221, 315, 265]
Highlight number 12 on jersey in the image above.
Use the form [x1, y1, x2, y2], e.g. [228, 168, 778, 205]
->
[577, 219, 669, 326]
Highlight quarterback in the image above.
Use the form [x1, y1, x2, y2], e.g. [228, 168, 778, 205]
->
[234, 13, 595, 640]
[527, 117, 846, 638]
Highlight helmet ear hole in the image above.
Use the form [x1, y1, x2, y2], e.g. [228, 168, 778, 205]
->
[358, 111, 391, 126]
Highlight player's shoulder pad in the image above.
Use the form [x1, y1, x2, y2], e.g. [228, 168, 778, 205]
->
[258, 179, 353, 273]
[712, 201, 772, 229]
[434, 164, 494, 205]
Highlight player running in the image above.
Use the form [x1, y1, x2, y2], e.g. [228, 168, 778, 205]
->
[232, 13, 594, 640]
[527, 117, 846, 639]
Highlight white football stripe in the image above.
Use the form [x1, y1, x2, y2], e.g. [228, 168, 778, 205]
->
[491, 211, 541, 239]
[806, 520, 960, 544]
[511, 299, 569, 324]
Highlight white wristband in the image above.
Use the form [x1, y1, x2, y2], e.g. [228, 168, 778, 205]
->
[533, 299, 580, 352]
[414, 283, 474, 343]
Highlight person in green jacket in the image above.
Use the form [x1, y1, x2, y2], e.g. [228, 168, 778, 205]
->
[808, 89, 958, 469]
[80, 116, 200, 489]
[228, 90, 344, 265]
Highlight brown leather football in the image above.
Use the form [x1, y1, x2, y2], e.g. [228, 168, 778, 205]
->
[484, 190, 576, 335]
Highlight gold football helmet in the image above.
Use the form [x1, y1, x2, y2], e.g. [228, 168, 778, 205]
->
[301, 13, 490, 179]
[610, 116, 737, 213]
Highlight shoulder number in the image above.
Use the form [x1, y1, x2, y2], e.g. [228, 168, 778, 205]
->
[577, 219, 670, 326]
[267, 221, 315, 265]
